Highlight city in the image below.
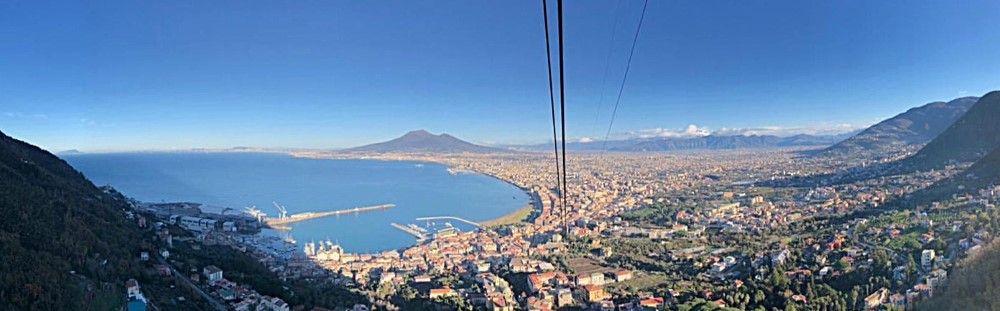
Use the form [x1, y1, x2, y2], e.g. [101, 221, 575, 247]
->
[101, 136, 997, 310]
[2, 1, 999, 311]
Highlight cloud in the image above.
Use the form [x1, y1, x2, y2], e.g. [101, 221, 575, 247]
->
[4, 112, 47, 120]
[624, 124, 712, 139]
[713, 123, 868, 137]
[577, 137, 594, 143]
[78, 118, 116, 128]
[621, 123, 868, 140]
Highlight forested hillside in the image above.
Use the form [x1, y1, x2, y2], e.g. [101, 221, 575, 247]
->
[0, 131, 145, 309]
[899, 91, 1000, 172]
[820, 96, 977, 155]
[917, 238, 1000, 311]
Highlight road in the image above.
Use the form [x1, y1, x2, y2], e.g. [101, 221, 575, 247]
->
[159, 257, 227, 311]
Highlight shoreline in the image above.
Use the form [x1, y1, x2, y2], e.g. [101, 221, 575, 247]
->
[479, 203, 534, 227]
[290, 152, 537, 228]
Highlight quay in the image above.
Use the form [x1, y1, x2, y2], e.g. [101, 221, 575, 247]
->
[265, 204, 395, 226]
[415, 216, 481, 228]
[391, 222, 427, 240]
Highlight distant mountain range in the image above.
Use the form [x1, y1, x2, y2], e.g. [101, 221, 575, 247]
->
[897, 91, 1000, 172]
[506, 132, 856, 152]
[820, 96, 978, 156]
[335, 95, 985, 154]
[343, 130, 504, 153]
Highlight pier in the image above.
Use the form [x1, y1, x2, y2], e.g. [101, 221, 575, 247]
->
[265, 204, 395, 226]
[415, 216, 481, 228]
[391, 223, 427, 240]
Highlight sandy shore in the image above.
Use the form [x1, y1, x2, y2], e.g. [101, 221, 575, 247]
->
[480, 203, 534, 227]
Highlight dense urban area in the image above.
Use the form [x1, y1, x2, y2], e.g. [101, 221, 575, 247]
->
[104, 139, 998, 311]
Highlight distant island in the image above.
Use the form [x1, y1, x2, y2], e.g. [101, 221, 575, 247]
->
[58, 149, 84, 155]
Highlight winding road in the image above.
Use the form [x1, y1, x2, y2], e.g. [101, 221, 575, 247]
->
[158, 257, 227, 311]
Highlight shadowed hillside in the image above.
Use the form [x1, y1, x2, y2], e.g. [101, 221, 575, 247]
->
[899, 91, 1000, 172]
[820, 96, 978, 156]
[0, 131, 145, 310]
[917, 237, 1000, 311]
[907, 146, 1000, 204]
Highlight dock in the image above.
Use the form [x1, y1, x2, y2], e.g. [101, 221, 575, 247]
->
[415, 216, 480, 228]
[265, 204, 395, 226]
[391, 223, 427, 240]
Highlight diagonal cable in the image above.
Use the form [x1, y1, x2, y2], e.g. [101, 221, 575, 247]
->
[602, 0, 650, 152]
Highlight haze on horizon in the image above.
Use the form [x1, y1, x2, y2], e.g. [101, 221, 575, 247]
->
[2, 0, 999, 152]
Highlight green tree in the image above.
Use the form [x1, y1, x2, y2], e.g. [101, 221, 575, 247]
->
[905, 254, 917, 281]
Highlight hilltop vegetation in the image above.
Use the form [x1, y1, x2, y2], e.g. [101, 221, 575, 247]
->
[0, 131, 145, 309]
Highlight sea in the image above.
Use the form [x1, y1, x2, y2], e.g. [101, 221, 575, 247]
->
[62, 152, 528, 253]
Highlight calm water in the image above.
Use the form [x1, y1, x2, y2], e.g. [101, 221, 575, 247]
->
[63, 153, 528, 253]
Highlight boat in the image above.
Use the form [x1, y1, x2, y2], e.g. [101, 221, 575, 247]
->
[271, 224, 293, 231]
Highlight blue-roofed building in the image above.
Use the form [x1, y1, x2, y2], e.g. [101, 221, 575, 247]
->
[126, 300, 147, 311]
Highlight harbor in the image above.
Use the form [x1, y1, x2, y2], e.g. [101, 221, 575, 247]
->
[70, 153, 531, 253]
[391, 218, 467, 241]
[263, 203, 396, 226]
[390, 222, 427, 240]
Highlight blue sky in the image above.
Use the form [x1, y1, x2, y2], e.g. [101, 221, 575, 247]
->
[2, 1, 999, 152]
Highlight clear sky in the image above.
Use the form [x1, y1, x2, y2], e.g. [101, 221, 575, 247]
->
[2, 1, 999, 152]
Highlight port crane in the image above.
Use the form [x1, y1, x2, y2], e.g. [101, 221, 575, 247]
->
[272, 201, 289, 221]
[243, 206, 265, 222]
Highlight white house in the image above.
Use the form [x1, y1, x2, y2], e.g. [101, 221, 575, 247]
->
[203, 265, 223, 284]
[921, 250, 936, 270]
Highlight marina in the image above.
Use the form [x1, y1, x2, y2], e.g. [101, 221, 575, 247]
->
[391, 220, 465, 241]
[390, 222, 427, 240]
[415, 216, 481, 227]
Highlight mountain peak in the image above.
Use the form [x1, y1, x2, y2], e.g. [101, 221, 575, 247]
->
[402, 129, 434, 138]
[344, 130, 504, 153]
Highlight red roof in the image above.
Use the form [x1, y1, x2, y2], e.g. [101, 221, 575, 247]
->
[639, 298, 664, 306]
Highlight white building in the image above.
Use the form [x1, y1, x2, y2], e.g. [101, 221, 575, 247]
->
[171, 215, 219, 232]
[203, 265, 223, 284]
[259, 296, 290, 311]
[921, 250, 936, 270]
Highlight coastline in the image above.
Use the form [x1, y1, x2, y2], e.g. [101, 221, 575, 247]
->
[289, 151, 537, 227]
[479, 203, 534, 227]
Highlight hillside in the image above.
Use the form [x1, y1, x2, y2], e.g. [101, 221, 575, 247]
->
[0, 131, 145, 309]
[907, 146, 1000, 204]
[344, 129, 503, 153]
[820, 96, 978, 156]
[917, 237, 1000, 311]
[899, 91, 1000, 172]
